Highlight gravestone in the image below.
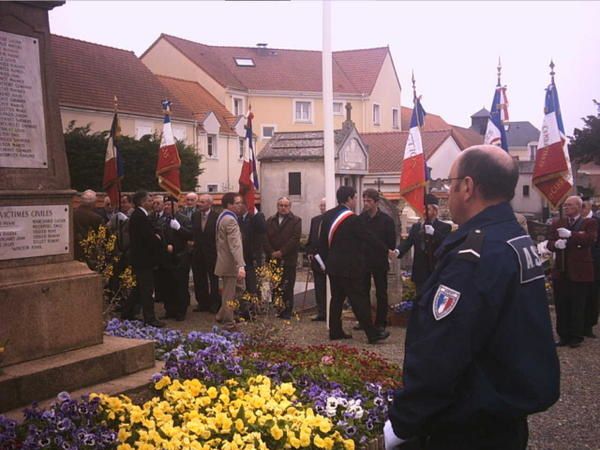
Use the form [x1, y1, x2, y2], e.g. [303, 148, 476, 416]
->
[0, 2, 104, 367]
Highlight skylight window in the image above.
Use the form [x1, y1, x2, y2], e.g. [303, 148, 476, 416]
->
[235, 57, 255, 67]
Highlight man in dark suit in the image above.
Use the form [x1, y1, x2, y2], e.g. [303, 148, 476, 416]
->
[548, 195, 598, 348]
[582, 198, 600, 338]
[122, 191, 164, 327]
[191, 194, 220, 313]
[306, 198, 327, 321]
[360, 189, 397, 330]
[394, 194, 452, 294]
[265, 197, 302, 320]
[238, 200, 267, 295]
[317, 186, 390, 344]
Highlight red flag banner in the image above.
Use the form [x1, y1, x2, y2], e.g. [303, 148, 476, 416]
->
[156, 101, 181, 198]
[532, 82, 572, 209]
[239, 108, 258, 213]
[102, 112, 122, 207]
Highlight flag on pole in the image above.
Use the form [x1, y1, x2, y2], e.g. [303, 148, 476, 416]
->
[156, 100, 181, 199]
[532, 70, 573, 209]
[484, 85, 509, 151]
[399, 96, 427, 218]
[239, 107, 259, 214]
[102, 112, 123, 207]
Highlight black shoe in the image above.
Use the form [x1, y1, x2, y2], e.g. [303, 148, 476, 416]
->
[353, 323, 364, 330]
[330, 332, 352, 340]
[311, 316, 326, 322]
[569, 339, 583, 348]
[368, 329, 390, 344]
[278, 313, 292, 320]
[584, 329, 597, 338]
[145, 320, 166, 328]
[175, 316, 185, 322]
[555, 340, 569, 347]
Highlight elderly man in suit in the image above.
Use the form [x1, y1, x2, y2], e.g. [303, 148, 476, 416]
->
[265, 197, 302, 320]
[191, 194, 220, 313]
[394, 194, 452, 294]
[582, 197, 600, 338]
[306, 198, 327, 321]
[317, 186, 390, 344]
[122, 190, 170, 328]
[548, 195, 598, 348]
[73, 189, 103, 261]
[214, 192, 246, 330]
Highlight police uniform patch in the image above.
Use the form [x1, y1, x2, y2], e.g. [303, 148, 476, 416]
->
[432, 284, 461, 320]
[507, 235, 545, 284]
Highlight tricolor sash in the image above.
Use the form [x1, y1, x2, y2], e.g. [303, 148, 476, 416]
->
[328, 209, 354, 247]
[217, 210, 238, 229]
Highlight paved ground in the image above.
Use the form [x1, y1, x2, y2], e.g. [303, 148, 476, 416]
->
[154, 269, 599, 450]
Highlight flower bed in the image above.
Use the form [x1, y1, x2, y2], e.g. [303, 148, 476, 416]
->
[1, 320, 399, 449]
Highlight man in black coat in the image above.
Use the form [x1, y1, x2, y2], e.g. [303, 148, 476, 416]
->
[582, 197, 600, 338]
[191, 194, 220, 313]
[317, 186, 390, 344]
[122, 191, 164, 327]
[306, 198, 327, 321]
[360, 189, 397, 330]
[395, 194, 452, 294]
[238, 201, 267, 295]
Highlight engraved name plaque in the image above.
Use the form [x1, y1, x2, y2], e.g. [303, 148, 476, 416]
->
[0, 205, 69, 260]
[0, 30, 48, 168]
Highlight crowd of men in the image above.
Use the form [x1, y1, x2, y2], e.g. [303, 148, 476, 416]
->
[70, 143, 600, 448]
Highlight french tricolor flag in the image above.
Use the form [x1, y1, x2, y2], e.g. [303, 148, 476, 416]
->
[156, 100, 182, 199]
[102, 112, 123, 208]
[399, 96, 427, 218]
[533, 77, 573, 208]
[239, 107, 259, 214]
[484, 85, 509, 151]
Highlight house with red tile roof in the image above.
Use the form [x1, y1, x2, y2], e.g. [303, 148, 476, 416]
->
[140, 34, 402, 151]
[51, 34, 247, 193]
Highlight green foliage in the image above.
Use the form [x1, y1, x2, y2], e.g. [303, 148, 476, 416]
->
[569, 115, 600, 164]
[64, 121, 202, 192]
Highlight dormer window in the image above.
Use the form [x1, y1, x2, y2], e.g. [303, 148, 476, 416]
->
[235, 57, 255, 67]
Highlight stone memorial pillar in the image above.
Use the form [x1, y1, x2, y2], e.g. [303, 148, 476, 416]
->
[0, 2, 103, 367]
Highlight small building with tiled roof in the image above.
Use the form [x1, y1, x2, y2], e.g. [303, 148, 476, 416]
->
[51, 34, 196, 144]
[257, 117, 368, 233]
[141, 35, 402, 150]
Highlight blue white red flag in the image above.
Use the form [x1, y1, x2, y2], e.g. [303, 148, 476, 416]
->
[399, 97, 427, 218]
[102, 112, 123, 208]
[484, 85, 509, 151]
[239, 107, 259, 214]
[533, 78, 573, 208]
[156, 100, 181, 199]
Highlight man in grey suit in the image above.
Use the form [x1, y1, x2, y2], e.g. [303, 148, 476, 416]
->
[214, 193, 246, 329]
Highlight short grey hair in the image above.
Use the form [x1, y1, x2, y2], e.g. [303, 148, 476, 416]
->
[80, 189, 97, 206]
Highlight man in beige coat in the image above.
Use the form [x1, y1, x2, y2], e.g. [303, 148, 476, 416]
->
[214, 192, 246, 329]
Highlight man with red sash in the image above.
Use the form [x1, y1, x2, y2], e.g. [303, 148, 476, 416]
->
[317, 186, 390, 344]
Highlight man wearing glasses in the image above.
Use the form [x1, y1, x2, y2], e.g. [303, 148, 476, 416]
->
[385, 145, 559, 450]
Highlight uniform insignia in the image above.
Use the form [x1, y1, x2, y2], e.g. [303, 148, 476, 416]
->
[507, 235, 545, 284]
[456, 229, 484, 262]
[432, 284, 461, 320]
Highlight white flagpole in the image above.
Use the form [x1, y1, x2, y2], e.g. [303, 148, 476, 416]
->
[322, 0, 335, 328]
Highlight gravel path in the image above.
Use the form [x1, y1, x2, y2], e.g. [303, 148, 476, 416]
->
[157, 283, 599, 450]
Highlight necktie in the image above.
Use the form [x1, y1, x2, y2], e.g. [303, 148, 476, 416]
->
[201, 213, 207, 231]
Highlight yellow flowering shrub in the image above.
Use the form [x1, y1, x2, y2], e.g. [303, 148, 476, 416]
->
[94, 375, 355, 450]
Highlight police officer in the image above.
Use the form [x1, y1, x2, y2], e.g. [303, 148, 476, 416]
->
[384, 145, 560, 450]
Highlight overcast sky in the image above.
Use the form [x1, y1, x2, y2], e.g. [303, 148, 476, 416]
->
[49, 1, 600, 135]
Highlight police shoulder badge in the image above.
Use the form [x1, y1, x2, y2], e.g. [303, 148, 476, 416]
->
[432, 284, 461, 320]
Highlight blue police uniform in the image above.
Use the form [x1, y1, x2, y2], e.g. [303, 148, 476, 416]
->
[388, 202, 560, 450]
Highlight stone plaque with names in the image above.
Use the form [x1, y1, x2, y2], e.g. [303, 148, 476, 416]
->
[0, 30, 48, 168]
[0, 205, 69, 260]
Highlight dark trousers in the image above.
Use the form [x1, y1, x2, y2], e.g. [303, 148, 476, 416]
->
[554, 278, 589, 343]
[124, 267, 156, 323]
[313, 269, 327, 318]
[329, 274, 377, 339]
[364, 269, 388, 327]
[280, 265, 297, 316]
[245, 264, 258, 294]
[154, 267, 171, 304]
[585, 281, 599, 331]
[164, 262, 190, 319]
[192, 258, 220, 312]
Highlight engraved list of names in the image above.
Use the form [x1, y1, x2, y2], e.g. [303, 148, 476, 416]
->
[0, 30, 47, 168]
[0, 205, 69, 260]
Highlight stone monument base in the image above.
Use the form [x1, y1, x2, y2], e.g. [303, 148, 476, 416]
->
[0, 260, 104, 367]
